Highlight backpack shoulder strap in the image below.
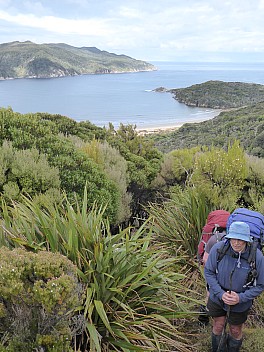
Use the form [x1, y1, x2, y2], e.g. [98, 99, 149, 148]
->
[244, 241, 258, 288]
[248, 240, 258, 266]
[217, 240, 230, 263]
[215, 240, 230, 273]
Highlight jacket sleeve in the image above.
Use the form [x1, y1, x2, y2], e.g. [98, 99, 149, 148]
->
[204, 244, 226, 300]
[238, 251, 264, 303]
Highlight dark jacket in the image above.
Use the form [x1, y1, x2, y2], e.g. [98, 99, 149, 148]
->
[204, 240, 264, 312]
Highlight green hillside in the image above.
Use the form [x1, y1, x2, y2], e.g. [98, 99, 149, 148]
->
[168, 80, 264, 108]
[0, 41, 156, 79]
[150, 81, 264, 156]
[148, 101, 264, 156]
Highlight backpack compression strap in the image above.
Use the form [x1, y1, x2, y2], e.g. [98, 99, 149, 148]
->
[245, 240, 258, 287]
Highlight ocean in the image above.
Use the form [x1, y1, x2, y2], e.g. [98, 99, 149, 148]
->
[1, 61, 264, 129]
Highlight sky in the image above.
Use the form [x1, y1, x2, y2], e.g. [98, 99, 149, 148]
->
[1, 0, 264, 62]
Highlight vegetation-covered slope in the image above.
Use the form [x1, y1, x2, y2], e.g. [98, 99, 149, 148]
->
[149, 101, 264, 156]
[1, 141, 264, 351]
[168, 80, 264, 108]
[1, 102, 264, 350]
[0, 41, 156, 79]
[0, 108, 162, 224]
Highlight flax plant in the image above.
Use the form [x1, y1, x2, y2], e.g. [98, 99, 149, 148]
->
[148, 186, 212, 259]
[0, 189, 197, 352]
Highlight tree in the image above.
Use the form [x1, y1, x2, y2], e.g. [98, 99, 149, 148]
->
[0, 141, 61, 201]
[81, 139, 132, 224]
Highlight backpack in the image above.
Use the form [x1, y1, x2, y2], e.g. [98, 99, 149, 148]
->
[226, 208, 264, 250]
[197, 210, 230, 264]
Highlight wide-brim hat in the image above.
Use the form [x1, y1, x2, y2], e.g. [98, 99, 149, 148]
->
[225, 221, 252, 242]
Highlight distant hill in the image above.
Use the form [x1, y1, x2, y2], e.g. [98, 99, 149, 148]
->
[0, 41, 156, 79]
[167, 80, 264, 109]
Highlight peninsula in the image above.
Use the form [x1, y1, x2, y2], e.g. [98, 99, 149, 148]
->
[168, 80, 264, 109]
[0, 41, 156, 79]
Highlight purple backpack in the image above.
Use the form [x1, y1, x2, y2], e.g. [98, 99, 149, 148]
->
[226, 208, 264, 247]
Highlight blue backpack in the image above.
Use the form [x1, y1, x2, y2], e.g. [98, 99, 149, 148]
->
[226, 208, 264, 249]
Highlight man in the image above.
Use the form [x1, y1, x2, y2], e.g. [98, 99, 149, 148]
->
[204, 221, 264, 352]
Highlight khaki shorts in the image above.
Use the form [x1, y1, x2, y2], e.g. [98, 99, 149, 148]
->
[206, 298, 249, 325]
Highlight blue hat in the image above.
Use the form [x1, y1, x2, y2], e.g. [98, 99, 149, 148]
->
[225, 221, 252, 242]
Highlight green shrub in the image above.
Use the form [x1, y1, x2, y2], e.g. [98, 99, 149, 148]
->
[81, 139, 132, 224]
[0, 248, 81, 350]
[0, 141, 61, 201]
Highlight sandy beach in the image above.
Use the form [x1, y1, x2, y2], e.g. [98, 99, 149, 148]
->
[136, 113, 222, 135]
[136, 124, 182, 135]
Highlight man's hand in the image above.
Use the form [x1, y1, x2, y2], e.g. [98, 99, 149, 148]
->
[222, 291, 240, 305]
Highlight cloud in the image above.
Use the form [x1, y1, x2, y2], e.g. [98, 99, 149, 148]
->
[0, 10, 113, 37]
[1, 0, 264, 61]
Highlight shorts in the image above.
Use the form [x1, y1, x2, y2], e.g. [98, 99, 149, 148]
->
[206, 298, 249, 325]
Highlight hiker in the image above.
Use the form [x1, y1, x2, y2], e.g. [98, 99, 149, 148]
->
[204, 221, 264, 352]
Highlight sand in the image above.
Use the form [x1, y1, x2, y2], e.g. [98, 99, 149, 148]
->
[136, 111, 222, 135]
[136, 124, 182, 135]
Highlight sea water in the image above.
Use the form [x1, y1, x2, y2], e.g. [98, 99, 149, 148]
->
[1, 61, 264, 129]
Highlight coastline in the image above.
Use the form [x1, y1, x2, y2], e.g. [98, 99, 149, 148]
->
[136, 112, 222, 135]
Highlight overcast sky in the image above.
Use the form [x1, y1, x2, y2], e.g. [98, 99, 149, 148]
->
[1, 0, 264, 62]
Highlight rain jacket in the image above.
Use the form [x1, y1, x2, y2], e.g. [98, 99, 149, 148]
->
[204, 240, 264, 312]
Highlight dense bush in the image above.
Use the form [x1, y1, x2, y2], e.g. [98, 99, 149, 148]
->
[0, 248, 81, 351]
[0, 141, 61, 201]
[152, 141, 254, 210]
[0, 108, 164, 224]
[0, 108, 120, 222]
[80, 139, 132, 224]
[0, 191, 198, 352]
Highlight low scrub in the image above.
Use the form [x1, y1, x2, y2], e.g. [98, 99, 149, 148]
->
[0, 248, 81, 351]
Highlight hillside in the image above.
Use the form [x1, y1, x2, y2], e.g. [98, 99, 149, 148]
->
[148, 101, 264, 157]
[0, 41, 156, 79]
[167, 80, 264, 108]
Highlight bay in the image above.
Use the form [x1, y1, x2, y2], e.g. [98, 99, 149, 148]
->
[1, 61, 264, 129]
